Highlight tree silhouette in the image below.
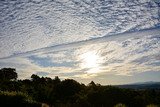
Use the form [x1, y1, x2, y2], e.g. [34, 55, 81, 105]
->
[53, 76, 61, 85]
[31, 74, 40, 82]
[88, 81, 96, 86]
[0, 68, 160, 107]
[0, 68, 17, 81]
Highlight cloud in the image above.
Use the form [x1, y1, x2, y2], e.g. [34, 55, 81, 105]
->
[0, 0, 160, 58]
[0, 0, 160, 84]
[0, 27, 160, 80]
[0, 27, 160, 59]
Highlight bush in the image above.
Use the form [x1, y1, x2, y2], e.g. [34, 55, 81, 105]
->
[0, 91, 41, 107]
[114, 103, 127, 107]
[146, 104, 158, 107]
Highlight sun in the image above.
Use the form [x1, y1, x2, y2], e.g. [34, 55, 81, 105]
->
[79, 51, 101, 73]
[81, 52, 99, 68]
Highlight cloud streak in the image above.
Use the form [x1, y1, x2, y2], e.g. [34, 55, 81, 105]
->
[1, 27, 160, 80]
[0, 27, 160, 59]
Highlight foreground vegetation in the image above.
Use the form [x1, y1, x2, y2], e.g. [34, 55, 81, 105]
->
[0, 68, 160, 107]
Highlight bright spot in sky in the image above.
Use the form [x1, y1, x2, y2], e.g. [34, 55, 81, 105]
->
[79, 51, 101, 74]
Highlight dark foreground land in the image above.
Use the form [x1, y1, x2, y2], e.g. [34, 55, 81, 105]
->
[0, 68, 160, 107]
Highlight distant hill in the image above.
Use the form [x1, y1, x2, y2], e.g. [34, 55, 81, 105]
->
[116, 81, 160, 89]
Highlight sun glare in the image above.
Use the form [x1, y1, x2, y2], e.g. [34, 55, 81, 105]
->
[79, 51, 101, 73]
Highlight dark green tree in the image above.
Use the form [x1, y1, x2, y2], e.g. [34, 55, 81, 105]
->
[58, 79, 82, 103]
[88, 81, 96, 86]
[0, 68, 17, 81]
[31, 74, 40, 82]
[53, 76, 61, 84]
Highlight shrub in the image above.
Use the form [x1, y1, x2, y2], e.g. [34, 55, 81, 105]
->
[114, 103, 127, 107]
[0, 91, 41, 107]
[146, 104, 158, 107]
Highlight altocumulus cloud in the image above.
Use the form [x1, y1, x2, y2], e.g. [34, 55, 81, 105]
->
[0, 0, 160, 58]
[0, 28, 159, 82]
[0, 0, 160, 84]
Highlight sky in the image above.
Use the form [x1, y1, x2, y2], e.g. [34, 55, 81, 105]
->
[0, 0, 160, 85]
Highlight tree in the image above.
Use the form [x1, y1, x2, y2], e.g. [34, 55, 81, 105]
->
[88, 81, 95, 86]
[0, 68, 17, 81]
[54, 76, 61, 84]
[58, 79, 82, 103]
[31, 74, 40, 82]
[114, 103, 126, 107]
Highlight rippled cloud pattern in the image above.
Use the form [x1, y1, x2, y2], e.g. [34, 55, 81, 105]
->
[0, 0, 160, 84]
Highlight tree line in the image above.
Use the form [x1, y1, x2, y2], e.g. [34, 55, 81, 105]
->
[0, 68, 160, 107]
